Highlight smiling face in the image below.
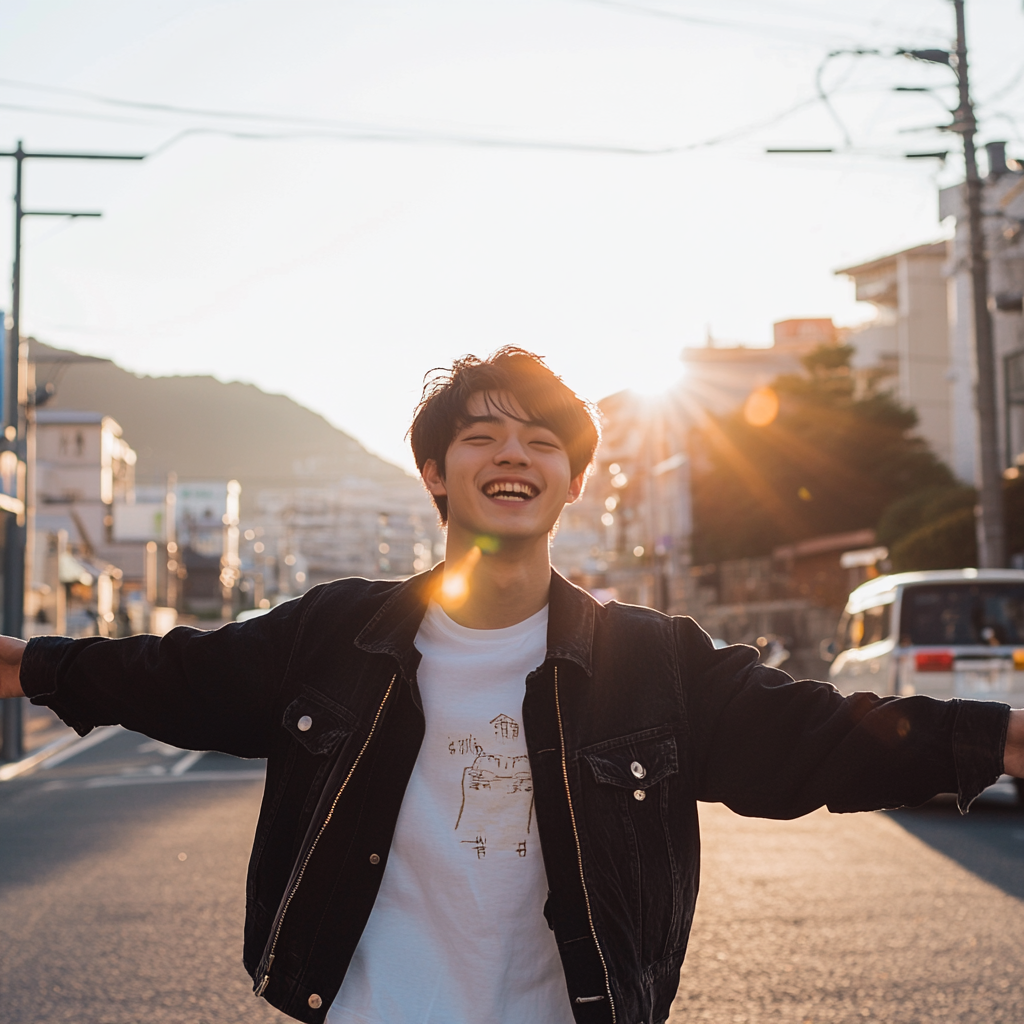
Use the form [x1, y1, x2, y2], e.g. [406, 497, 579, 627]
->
[421, 391, 585, 549]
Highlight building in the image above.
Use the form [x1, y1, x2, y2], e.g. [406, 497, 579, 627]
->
[676, 318, 840, 416]
[552, 389, 693, 612]
[29, 410, 141, 635]
[29, 339, 441, 613]
[250, 478, 438, 596]
[939, 141, 1024, 479]
[836, 242, 952, 469]
[552, 319, 848, 612]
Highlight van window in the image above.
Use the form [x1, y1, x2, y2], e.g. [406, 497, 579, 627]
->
[835, 611, 860, 651]
[900, 583, 1024, 646]
[862, 605, 891, 646]
[836, 605, 891, 651]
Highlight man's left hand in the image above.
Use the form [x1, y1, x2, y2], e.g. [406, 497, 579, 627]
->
[1004, 709, 1024, 777]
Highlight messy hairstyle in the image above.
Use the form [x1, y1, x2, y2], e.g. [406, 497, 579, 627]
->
[408, 346, 601, 524]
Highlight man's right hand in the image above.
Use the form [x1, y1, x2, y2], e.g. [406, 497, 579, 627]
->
[0, 636, 27, 699]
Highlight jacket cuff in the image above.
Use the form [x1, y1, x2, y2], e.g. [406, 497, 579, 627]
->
[21, 634, 96, 736]
[953, 698, 1010, 813]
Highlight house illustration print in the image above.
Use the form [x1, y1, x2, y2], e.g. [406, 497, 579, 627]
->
[454, 714, 534, 859]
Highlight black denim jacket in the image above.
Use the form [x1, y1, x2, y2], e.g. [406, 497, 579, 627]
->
[21, 567, 1009, 1024]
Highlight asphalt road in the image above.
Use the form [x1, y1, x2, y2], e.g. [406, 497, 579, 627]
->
[2, 733, 1024, 1024]
[0, 727, 281, 1024]
[670, 791, 1024, 1024]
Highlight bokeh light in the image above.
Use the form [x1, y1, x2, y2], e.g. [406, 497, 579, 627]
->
[743, 386, 779, 427]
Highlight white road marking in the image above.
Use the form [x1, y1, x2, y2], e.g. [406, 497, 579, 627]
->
[85, 770, 266, 788]
[35, 725, 123, 770]
[0, 731, 81, 782]
[37, 769, 266, 791]
[136, 738, 184, 756]
[170, 750, 206, 775]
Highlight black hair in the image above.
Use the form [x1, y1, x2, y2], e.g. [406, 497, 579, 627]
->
[408, 346, 601, 523]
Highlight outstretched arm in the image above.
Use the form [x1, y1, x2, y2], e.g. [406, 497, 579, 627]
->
[678, 617, 1024, 815]
[0, 594, 306, 758]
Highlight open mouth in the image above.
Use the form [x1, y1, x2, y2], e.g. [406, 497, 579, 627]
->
[483, 480, 538, 502]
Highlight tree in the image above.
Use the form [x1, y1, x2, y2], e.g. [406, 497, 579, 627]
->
[883, 473, 1024, 572]
[690, 344, 956, 564]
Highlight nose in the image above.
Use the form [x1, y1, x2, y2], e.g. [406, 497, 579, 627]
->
[493, 434, 531, 466]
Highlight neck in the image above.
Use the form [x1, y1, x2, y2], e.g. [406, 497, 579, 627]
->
[439, 528, 552, 629]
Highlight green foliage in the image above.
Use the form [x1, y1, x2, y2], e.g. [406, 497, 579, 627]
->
[889, 507, 976, 572]
[880, 474, 1024, 572]
[876, 485, 976, 551]
[691, 344, 957, 564]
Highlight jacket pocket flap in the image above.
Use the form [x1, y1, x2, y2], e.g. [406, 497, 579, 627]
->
[582, 733, 678, 790]
[282, 688, 356, 756]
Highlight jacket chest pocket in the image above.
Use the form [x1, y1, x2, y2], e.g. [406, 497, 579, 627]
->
[578, 730, 685, 967]
[283, 686, 357, 757]
[582, 732, 678, 794]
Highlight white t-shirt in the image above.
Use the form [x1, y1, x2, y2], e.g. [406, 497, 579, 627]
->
[327, 601, 574, 1024]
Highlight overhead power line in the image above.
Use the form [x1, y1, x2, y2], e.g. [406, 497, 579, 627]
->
[0, 76, 834, 158]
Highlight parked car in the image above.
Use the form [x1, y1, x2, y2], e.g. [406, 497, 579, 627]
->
[825, 568, 1024, 801]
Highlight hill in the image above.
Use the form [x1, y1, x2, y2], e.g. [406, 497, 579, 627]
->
[29, 339, 424, 512]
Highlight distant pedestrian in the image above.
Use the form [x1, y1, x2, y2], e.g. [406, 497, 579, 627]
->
[1, 346, 1020, 1024]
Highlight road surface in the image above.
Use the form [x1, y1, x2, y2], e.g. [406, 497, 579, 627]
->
[2, 730, 1024, 1023]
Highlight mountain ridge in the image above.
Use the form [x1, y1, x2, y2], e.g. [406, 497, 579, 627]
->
[29, 339, 424, 511]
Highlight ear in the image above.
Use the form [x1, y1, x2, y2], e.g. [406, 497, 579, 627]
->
[421, 459, 448, 498]
[565, 471, 586, 505]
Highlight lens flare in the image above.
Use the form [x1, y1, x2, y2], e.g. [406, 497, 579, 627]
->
[743, 386, 779, 427]
[439, 545, 483, 609]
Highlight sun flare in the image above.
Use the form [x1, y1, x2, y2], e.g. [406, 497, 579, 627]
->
[439, 545, 483, 609]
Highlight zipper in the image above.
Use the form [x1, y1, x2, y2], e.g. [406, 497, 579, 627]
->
[554, 665, 616, 1023]
[255, 673, 397, 999]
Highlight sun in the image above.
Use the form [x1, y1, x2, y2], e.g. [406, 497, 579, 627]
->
[620, 352, 688, 398]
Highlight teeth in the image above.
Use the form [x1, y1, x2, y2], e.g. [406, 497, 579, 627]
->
[485, 481, 537, 498]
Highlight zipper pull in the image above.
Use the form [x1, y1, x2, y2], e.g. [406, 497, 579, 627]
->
[254, 955, 275, 997]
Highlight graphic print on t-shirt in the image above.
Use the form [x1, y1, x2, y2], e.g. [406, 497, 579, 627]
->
[328, 602, 576, 1024]
[452, 713, 534, 859]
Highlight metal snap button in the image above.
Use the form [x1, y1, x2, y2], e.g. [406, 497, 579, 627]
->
[297, 715, 313, 732]
[630, 760, 646, 779]
[633, 789, 646, 801]
[308, 993, 322, 1009]
[369, 853, 380, 865]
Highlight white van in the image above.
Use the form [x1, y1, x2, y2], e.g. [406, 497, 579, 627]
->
[827, 568, 1024, 803]
[828, 568, 1024, 703]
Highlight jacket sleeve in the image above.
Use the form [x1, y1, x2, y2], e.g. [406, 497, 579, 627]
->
[675, 616, 1009, 816]
[20, 595, 307, 759]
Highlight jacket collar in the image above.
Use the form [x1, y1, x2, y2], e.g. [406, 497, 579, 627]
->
[354, 562, 596, 677]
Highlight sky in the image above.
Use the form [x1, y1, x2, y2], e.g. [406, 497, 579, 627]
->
[0, 0, 1022, 472]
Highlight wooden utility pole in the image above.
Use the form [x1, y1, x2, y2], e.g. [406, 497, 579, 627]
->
[0, 142, 144, 762]
[950, 0, 1006, 568]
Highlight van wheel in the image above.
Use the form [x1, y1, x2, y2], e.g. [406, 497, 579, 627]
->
[1015, 777, 1024, 807]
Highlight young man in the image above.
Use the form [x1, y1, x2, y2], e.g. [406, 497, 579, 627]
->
[1, 346, 1023, 1024]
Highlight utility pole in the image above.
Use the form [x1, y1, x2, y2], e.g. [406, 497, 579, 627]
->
[950, 0, 1005, 568]
[0, 141, 144, 762]
[897, 5, 1004, 565]
[766, 2, 1008, 567]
